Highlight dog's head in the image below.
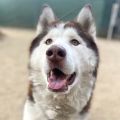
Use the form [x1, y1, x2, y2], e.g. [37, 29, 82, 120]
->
[29, 5, 99, 93]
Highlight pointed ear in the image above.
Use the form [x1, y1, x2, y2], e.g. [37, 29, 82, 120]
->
[36, 5, 56, 34]
[76, 5, 96, 38]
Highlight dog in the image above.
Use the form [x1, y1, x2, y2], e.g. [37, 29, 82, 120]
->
[23, 4, 99, 120]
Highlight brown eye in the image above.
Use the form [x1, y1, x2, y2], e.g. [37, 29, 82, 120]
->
[45, 38, 52, 45]
[70, 39, 80, 46]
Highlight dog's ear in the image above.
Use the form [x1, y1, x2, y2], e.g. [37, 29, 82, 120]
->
[37, 5, 56, 34]
[76, 5, 96, 38]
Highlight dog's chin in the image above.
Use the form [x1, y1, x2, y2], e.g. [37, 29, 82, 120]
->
[46, 68, 76, 93]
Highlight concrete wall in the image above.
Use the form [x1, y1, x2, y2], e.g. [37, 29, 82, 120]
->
[0, 0, 115, 37]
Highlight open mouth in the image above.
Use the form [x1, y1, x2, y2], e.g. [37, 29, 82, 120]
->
[47, 68, 76, 92]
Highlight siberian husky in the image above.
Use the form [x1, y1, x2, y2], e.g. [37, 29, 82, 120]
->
[23, 4, 99, 120]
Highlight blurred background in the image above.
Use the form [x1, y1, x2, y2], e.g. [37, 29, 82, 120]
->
[0, 0, 120, 120]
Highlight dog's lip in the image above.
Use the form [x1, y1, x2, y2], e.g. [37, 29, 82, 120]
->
[47, 68, 76, 92]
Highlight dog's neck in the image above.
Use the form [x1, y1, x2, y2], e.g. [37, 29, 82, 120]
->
[28, 70, 95, 119]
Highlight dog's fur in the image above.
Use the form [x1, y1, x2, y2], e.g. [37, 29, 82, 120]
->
[23, 5, 99, 120]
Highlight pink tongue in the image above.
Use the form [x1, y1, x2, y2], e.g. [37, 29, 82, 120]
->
[48, 73, 67, 90]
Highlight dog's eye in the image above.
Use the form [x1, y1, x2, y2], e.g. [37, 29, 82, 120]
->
[45, 39, 53, 45]
[70, 39, 80, 46]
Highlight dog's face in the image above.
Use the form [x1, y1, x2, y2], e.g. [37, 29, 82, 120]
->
[29, 5, 99, 93]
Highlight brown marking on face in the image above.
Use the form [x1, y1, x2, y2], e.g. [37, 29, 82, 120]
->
[30, 20, 62, 54]
[64, 21, 99, 79]
[29, 30, 47, 54]
[64, 21, 86, 32]
[64, 21, 99, 63]
[80, 94, 92, 115]
[28, 81, 34, 102]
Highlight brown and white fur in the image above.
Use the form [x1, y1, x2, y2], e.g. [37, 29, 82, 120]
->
[23, 4, 99, 120]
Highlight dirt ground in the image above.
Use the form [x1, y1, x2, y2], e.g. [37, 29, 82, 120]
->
[0, 27, 120, 120]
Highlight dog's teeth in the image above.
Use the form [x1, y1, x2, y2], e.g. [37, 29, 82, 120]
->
[50, 71, 54, 76]
[50, 71, 52, 76]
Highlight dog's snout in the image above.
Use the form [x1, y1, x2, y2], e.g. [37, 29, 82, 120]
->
[46, 46, 66, 61]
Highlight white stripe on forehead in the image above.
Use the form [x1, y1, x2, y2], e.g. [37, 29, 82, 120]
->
[49, 22, 65, 33]
[48, 23, 79, 39]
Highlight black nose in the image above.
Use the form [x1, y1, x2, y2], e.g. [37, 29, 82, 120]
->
[46, 45, 66, 61]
